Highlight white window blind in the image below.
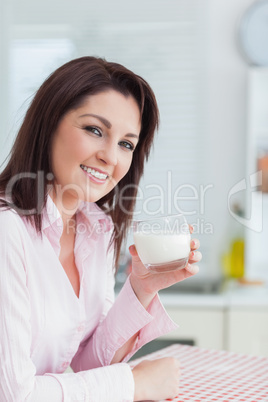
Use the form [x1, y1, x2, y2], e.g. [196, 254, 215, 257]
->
[75, 5, 208, 223]
[9, 37, 75, 135]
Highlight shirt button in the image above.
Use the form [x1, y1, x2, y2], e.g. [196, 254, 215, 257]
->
[61, 361, 69, 369]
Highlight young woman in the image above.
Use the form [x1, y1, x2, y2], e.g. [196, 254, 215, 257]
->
[0, 56, 201, 401]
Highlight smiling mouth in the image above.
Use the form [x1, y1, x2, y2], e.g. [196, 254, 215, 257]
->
[80, 164, 109, 180]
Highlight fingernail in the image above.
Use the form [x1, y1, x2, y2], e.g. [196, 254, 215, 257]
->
[191, 240, 196, 247]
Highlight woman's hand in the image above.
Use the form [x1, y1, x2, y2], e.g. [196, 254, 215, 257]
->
[129, 226, 202, 305]
[132, 357, 180, 401]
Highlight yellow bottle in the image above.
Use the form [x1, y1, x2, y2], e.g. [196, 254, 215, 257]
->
[229, 203, 245, 279]
[230, 238, 244, 278]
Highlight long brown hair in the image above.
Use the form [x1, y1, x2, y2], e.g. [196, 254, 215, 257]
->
[0, 56, 159, 268]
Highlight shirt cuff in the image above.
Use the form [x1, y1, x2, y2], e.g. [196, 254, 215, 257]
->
[112, 275, 178, 362]
[47, 362, 134, 402]
[104, 275, 155, 356]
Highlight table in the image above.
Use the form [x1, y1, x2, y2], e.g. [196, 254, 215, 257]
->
[130, 344, 268, 402]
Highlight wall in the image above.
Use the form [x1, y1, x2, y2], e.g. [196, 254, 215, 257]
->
[204, 0, 255, 273]
[0, 0, 12, 165]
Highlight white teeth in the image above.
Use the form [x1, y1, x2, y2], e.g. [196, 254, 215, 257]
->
[81, 165, 107, 180]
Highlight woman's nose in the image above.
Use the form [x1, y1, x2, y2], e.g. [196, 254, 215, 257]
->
[97, 142, 118, 166]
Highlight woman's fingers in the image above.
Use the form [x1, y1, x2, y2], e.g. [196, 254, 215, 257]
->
[129, 244, 138, 256]
[132, 357, 180, 401]
[185, 263, 199, 275]
[190, 238, 200, 250]
[189, 237, 201, 266]
[188, 250, 202, 264]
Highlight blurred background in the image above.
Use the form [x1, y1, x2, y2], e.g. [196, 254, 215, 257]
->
[0, 0, 267, 357]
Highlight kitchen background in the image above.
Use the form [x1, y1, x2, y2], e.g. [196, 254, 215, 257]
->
[0, 0, 267, 357]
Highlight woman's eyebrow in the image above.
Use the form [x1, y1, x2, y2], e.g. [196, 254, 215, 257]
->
[79, 113, 139, 139]
[79, 113, 112, 129]
[125, 133, 139, 139]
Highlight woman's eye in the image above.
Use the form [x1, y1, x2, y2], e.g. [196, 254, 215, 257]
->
[84, 126, 102, 136]
[119, 141, 135, 151]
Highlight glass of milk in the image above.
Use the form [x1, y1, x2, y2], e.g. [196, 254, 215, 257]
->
[133, 214, 191, 273]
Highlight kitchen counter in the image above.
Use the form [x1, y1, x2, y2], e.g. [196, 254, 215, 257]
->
[158, 279, 268, 309]
[158, 289, 226, 308]
[223, 279, 268, 308]
[116, 277, 268, 308]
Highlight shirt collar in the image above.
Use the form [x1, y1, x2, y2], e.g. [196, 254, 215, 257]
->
[42, 194, 63, 231]
[76, 201, 113, 241]
[42, 195, 112, 237]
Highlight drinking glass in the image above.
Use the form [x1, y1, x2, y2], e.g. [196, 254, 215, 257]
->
[133, 214, 191, 273]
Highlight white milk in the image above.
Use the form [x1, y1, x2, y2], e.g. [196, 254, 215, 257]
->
[134, 232, 191, 265]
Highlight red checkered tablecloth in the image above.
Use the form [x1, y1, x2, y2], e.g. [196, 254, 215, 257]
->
[130, 344, 268, 402]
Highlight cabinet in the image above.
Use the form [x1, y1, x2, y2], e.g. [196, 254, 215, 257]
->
[159, 307, 225, 351]
[159, 305, 268, 357]
[116, 288, 268, 359]
[226, 308, 268, 356]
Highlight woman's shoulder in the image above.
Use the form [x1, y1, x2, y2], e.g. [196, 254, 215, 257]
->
[0, 203, 19, 221]
[0, 204, 27, 236]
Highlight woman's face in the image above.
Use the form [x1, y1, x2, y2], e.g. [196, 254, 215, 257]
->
[51, 90, 141, 207]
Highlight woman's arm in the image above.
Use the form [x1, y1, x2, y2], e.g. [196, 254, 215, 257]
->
[71, 269, 178, 372]
[112, 236, 201, 364]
